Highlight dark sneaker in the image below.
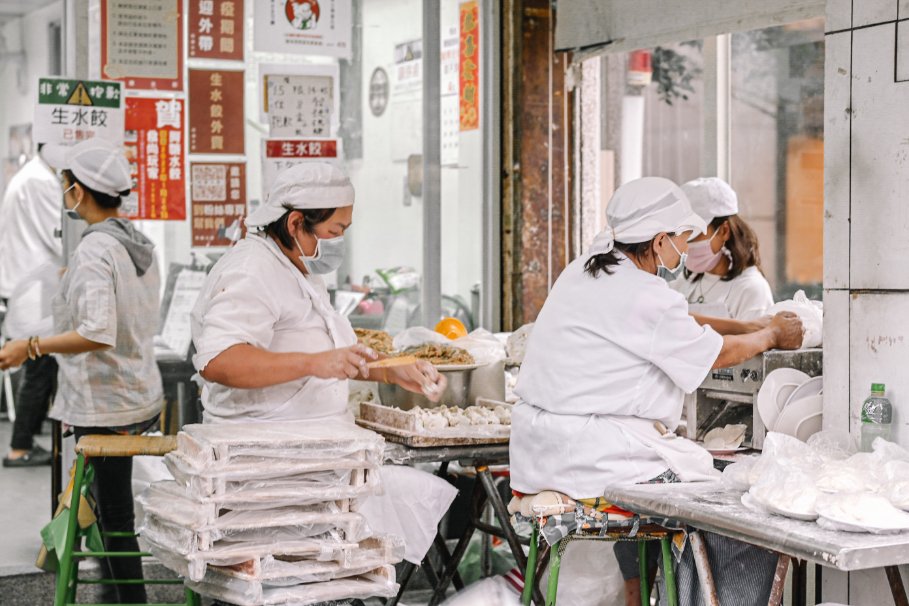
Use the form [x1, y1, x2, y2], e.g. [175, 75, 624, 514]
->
[3, 445, 52, 467]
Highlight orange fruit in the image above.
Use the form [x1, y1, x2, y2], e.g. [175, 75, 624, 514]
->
[435, 317, 468, 340]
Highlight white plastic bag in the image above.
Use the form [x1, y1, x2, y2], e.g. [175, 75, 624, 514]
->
[538, 541, 625, 606]
[766, 290, 823, 348]
[441, 576, 520, 606]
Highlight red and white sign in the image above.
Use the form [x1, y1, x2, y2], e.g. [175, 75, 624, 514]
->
[254, 0, 352, 59]
[191, 162, 247, 247]
[189, 0, 244, 61]
[123, 97, 186, 220]
[261, 138, 340, 200]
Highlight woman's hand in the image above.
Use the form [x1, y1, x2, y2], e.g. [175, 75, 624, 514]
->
[0, 339, 29, 370]
[769, 312, 804, 350]
[307, 344, 378, 380]
[387, 360, 448, 402]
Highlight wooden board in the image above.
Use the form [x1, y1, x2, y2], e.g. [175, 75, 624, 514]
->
[356, 419, 509, 448]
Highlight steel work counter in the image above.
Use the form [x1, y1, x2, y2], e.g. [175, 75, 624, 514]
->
[603, 481, 909, 605]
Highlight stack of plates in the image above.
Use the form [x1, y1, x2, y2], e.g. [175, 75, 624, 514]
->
[757, 370, 823, 441]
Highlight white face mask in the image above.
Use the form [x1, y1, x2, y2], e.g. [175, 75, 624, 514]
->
[295, 233, 345, 274]
[62, 184, 81, 220]
[656, 236, 686, 281]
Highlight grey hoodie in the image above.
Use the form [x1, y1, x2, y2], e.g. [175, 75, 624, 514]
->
[82, 218, 155, 276]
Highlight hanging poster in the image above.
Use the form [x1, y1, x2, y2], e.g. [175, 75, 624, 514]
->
[459, 1, 480, 131]
[261, 138, 340, 200]
[188, 0, 244, 61]
[441, 26, 460, 166]
[190, 162, 246, 247]
[34, 78, 124, 145]
[260, 63, 339, 138]
[101, 0, 183, 91]
[392, 39, 422, 97]
[254, 0, 352, 59]
[188, 69, 245, 155]
[122, 97, 186, 220]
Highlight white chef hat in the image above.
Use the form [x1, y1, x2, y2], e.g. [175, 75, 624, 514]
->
[41, 138, 131, 197]
[681, 177, 739, 223]
[246, 162, 354, 229]
[588, 177, 706, 256]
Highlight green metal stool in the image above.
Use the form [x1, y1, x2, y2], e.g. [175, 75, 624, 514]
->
[521, 517, 678, 606]
[52, 435, 200, 606]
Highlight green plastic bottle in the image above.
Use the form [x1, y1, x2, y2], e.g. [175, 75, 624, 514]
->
[860, 383, 892, 452]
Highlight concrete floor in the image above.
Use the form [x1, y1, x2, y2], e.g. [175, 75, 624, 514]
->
[0, 416, 447, 604]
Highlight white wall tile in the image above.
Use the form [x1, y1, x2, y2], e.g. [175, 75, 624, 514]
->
[854, 0, 896, 27]
[823, 290, 850, 433]
[850, 569, 892, 604]
[899, 22, 909, 82]
[823, 32, 852, 289]
[849, 25, 909, 289]
[902, 0, 909, 19]
[821, 568, 849, 604]
[825, 0, 851, 32]
[849, 293, 909, 446]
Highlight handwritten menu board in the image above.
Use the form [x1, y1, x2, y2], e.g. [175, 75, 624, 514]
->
[263, 73, 335, 138]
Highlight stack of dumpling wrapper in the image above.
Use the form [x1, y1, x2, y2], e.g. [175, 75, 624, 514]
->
[139, 419, 404, 605]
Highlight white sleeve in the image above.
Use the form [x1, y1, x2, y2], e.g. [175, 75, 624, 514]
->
[191, 267, 282, 372]
[728, 274, 775, 321]
[644, 296, 724, 394]
[69, 252, 117, 347]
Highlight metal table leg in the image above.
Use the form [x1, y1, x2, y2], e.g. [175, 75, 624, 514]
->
[477, 466, 528, 573]
[427, 477, 485, 606]
[885, 565, 909, 606]
[767, 553, 790, 606]
[689, 531, 720, 606]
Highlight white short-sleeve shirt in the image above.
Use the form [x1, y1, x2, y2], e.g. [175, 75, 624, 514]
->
[49, 232, 163, 427]
[191, 235, 356, 424]
[509, 254, 723, 498]
[671, 266, 774, 320]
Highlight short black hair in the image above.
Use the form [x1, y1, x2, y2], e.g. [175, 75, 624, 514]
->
[62, 169, 129, 210]
[264, 205, 336, 249]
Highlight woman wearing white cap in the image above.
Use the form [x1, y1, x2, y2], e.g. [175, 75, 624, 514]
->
[0, 138, 162, 603]
[509, 177, 802, 606]
[190, 163, 455, 583]
[671, 177, 774, 320]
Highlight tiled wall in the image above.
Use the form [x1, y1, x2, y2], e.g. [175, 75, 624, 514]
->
[822, 0, 909, 601]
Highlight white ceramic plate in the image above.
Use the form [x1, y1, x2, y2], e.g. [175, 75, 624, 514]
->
[783, 375, 823, 409]
[707, 447, 749, 455]
[774, 394, 823, 440]
[763, 500, 819, 521]
[815, 493, 909, 534]
[757, 369, 810, 429]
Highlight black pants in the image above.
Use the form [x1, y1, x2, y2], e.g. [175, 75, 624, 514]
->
[10, 355, 57, 450]
[73, 425, 147, 604]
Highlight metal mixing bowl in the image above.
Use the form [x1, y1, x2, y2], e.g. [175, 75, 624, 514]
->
[377, 367, 474, 410]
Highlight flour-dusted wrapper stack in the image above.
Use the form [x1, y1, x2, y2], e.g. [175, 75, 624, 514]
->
[139, 419, 403, 605]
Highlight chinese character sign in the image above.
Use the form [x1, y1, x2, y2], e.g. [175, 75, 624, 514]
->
[459, 1, 479, 131]
[123, 97, 186, 221]
[189, 0, 244, 61]
[191, 162, 246, 247]
[101, 0, 183, 91]
[188, 69, 245, 155]
[254, 0, 352, 59]
[34, 78, 124, 145]
[261, 138, 340, 200]
[263, 72, 336, 137]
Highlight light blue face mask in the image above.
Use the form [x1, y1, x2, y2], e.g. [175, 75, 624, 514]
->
[656, 236, 687, 281]
[62, 184, 81, 220]
[296, 234, 345, 274]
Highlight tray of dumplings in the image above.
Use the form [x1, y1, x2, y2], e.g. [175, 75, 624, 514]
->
[357, 398, 512, 447]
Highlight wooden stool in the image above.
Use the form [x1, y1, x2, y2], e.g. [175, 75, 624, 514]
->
[53, 434, 200, 606]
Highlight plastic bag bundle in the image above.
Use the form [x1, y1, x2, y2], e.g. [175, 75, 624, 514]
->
[140, 419, 403, 603]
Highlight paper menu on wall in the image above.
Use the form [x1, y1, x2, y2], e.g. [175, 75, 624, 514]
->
[159, 269, 207, 359]
[260, 63, 340, 139]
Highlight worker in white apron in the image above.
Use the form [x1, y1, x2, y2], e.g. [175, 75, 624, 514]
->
[671, 177, 774, 320]
[509, 177, 804, 606]
[190, 163, 457, 589]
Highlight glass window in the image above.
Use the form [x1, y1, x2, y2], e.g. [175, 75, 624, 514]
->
[730, 19, 825, 300]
